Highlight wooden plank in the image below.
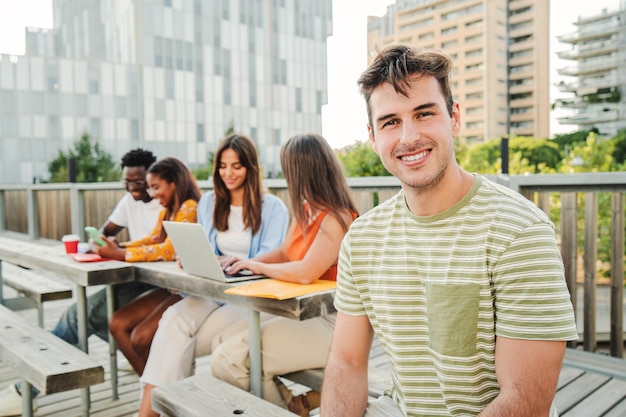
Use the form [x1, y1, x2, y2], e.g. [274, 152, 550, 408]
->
[152, 374, 295, 417]
[557, 366, 585, 389]
[610, 192, 624, 357]
[0, 236, 134, 287]
[583, 192, 598, 351]
[0, 305, 104, 394]
[554, 372, 609, 414]
[562, 378, 626, 416]
[562, 349, 626, 381]
[2, 262, 72, 302]
[602, 398, 626, 417]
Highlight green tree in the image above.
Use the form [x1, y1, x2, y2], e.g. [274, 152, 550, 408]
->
[46, 133, 118, 183]
[509, 137, 561, 174]
[609, 128, 626, 167]
[192, 152, 214, 181]
[458, 137, 561, 175]
[336, 140, 390, 177]
[551, 128, 598, 151]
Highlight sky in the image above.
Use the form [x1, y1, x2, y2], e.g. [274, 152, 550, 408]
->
[0, 0, 621, 149]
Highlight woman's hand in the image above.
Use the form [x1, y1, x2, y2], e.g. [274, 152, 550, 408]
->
[219, 255, 241, 270]
[227, 259, 264, 275]
[93, 237, 126, 261]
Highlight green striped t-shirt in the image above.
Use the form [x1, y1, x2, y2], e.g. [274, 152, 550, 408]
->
[334, 174, 578, 416]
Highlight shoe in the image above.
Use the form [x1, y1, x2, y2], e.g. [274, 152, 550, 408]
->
[274, 377, 320, 417]
[117, 358, 135, 373]
[0, 384, 37, 417]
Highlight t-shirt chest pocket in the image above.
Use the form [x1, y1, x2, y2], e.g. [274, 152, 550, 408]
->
[425, 283, 480, 357]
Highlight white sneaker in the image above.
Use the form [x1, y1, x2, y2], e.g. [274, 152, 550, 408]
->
[117, 358, 135, 373]
[0, 384, 36, 417]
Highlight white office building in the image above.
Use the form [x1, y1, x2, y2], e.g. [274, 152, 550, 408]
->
[555, 3, 626, 137]
[0, 0, 332, 183]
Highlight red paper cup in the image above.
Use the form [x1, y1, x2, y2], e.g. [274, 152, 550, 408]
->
[62, 234, 80, 254]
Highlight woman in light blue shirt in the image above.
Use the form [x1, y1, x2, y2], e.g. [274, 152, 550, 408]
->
[137, 134, 289, 417]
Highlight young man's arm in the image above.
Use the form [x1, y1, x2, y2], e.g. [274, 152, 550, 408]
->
[478, 337, 566, 417]
[100, 221, 124, 237]
[321, 312, 374, 417]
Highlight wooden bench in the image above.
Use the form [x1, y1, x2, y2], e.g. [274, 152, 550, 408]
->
[0, 304, 104, 417]
[284, 346, 626, 417]
[152, 374, 296, 417]
[0, 261, 73, 327]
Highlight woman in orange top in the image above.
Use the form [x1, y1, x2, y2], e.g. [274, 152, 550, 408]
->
[212, 133, 358, 410]
[96, 157, 201, 374]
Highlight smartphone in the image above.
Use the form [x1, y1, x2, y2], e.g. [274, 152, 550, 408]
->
[84, 226, 106, 246]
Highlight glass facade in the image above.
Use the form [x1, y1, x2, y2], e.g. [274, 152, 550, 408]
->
[0, 0, 332, 183]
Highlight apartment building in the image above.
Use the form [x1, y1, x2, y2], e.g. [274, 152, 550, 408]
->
[555, 4, 626, 138]
[0, 0, 332, 183]
[366, 0, 550, 144]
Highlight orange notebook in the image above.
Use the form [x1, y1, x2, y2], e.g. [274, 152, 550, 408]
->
[224, 279, 336, 300]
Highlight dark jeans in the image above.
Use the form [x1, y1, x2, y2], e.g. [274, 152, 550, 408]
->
[15, 281, 154, 397]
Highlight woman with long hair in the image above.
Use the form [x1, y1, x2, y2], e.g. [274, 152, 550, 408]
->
[211, 132, 359, 412]
[136, 134, 289, 417]
[97, 157, 202, 375]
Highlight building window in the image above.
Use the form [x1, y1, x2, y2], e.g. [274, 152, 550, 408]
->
[419, 32, 434, 40]
[465, 48, 482, 58]
[466, 92, 483, 100]
[465, 34, 482, 44]
[465, 19, 483, 29]
[441, 26, 457, 35]
[442, 40, 458, 49]
[465, 63, 483, 72]
[196, 123, 205, 142]
[296, 88, 302, 112]
[273, 128, 281, 146]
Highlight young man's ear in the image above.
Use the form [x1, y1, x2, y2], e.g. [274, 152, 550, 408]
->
[368, 124, 379, 154]
[451, 101, 461, 136]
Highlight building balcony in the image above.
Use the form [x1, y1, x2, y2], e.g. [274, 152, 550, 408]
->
[557, 56, 618, 76]
[556, 76, 619, 94]
[557, 20, 620, 44]
[557, 41, 618, 60]
[557, 109, 619, 125]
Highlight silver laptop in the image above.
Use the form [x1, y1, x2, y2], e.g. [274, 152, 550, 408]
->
[162, 221, 265, 283]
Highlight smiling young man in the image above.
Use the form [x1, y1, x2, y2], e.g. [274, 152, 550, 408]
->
[321, 45, 578, 417]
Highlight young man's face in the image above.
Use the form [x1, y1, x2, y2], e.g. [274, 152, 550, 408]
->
[123, 166, 150, 201]
[367, 75, 460, 193]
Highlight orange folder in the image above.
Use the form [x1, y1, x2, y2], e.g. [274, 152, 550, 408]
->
[224, 278, 336, 300]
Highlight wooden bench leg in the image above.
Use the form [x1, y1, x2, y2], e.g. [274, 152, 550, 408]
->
[21, 379, 34, 417]
[106, 285, 119, 400]
[37, 300, 44, 327]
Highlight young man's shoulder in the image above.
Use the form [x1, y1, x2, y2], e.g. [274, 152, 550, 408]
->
[475, 175, 551, 224]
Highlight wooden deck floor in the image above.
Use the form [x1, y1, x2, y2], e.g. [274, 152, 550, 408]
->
[3, 285, 626, 417]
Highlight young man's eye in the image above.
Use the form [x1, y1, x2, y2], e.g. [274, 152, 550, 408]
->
[381, 119, 397, 129]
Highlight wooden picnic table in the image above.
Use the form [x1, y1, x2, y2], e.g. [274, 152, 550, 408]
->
[133, 261, 337, 397]
[0, 236, 134, 416]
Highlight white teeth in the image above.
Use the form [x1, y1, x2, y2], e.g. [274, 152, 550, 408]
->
[401, 150, 428, 162]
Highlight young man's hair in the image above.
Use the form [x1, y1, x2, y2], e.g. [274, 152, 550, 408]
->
[280, 132, 358, 232]
[121, 148, 157, 170]
[212, 133, 263, 235]
[357, 44, 455, 127]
